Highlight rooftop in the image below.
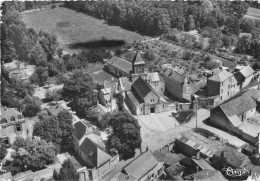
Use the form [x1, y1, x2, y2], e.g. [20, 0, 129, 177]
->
[123, 150, 159, 180]
[132, 77, 157, 100]
[146, 72, 160, 82]
[126, 91, 142, 106]
[132, 51, 145, 65]
[237, 120, 260, 138]
[121, 50, 136, 61]
[165, 70, 186, 84]
[184, 169, 228, 181]
[176, 131, 220, 157]
[106, 56, 132, 74]
[165, 163, 185, 177]
[79, 136, 111, 168]
[239, 65, 254, 78]
[1, 106, 23, 121]
[220, 94, 256, 117]
[213, 144, 249, 168]
[208, 70, 233, 82]
[119, 77, 131, 91]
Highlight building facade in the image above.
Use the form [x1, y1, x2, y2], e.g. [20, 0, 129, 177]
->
[1, 106, 29, 145]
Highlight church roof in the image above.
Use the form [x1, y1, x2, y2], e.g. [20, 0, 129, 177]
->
[132, 51, 145, 65]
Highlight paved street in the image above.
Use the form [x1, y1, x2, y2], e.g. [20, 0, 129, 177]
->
[137, 108, 246, 152]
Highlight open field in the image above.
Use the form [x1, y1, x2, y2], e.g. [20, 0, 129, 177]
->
[245, 7, 260, 20]
[22, 7, 149, 53]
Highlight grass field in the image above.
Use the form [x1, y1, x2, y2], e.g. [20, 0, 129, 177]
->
[22, 7, 148, 53]
[245, 7, 260, 20]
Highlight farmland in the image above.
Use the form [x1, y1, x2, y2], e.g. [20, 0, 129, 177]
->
[22, 7, 149, 53]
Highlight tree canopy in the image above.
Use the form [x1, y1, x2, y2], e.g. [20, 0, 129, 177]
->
[57, 159, 78, 181]
[107, 111, 141, 159]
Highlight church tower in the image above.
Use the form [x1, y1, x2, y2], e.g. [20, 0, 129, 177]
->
[132, 51, 145, 74]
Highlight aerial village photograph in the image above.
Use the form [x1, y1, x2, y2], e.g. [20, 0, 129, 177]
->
[0, 0, 260, 181]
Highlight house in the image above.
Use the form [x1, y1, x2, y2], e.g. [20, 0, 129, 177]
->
[104, 51, 145, 78]
[162, 68, 200, 101]
[108, 149, 165, 181]
[72, 120, 119, 181]
[204, 66, 255, 108]
[125, 77, 171, 115]
[1, 106, 29, 145]
[209, 89, 260, 144]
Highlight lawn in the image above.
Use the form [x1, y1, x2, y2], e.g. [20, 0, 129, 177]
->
[21, 7, 149, 53]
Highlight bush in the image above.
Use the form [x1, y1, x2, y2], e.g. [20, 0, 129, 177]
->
[205, 60, 219, 70]
[182, 51, 194, 60]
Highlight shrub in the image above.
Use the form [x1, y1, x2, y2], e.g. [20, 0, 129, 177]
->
[144, 50, 155, 61]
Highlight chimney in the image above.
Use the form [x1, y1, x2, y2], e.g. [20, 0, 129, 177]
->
[196, 149, 200, 160]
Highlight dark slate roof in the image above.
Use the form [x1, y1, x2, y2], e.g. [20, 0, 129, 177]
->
[132, 51, 145, 65]
[214, 144, 249, 168]
[246, 89, 260, 101]
[234, 71, 245, 83]
[79, 137, 111, 168]
[167, 70, 186, 84]
[73, 121, 87, 140]
[126, 91, 142, 106]
[106, 56, 132, 74]
[123, 150, 159, 180]
[132, 77, 155, 100]
[184, 170, 228, 181]
[220, 94, 256, 116]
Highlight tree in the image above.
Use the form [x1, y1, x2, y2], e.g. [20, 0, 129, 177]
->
[108, 111, 141, 159]
[22, 102, 41, 117]
[30, 66, 48, 86]
[99, 112, 112, 130]
[224, 15, 240, 36]
[240, 18, 255, 33]
[221, 35, 231, 50]
[33, 110, 73, 152]
[186, 15, 195, 31]
[45, 89, 61, 102]
[236, 35, 252, 54]
[62, 71, 97, 118]
[144, 50, 155, 61]
[205, 60, 219, 70]
[58, 159, 78, 181]
[5, 137, 57, 175]
[57, 110, 73, 151]
[0, 139, 7, 160]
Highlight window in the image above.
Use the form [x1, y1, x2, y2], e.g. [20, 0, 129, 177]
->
[140, 108, 143, 112]
[3, 137, 9, 145]
[151, 99, 153, 102]
[221, 96, 222, 100]
[163, 105, 164, 108]
[15, 124, 22, 132]
[228, 85, 230, 89]
[221, 89, 223, 94]
[228, 91, 229, 96]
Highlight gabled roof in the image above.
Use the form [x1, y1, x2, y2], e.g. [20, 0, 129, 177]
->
[184, 170, 228, 181]
[106, 56, 132, 74]
[166, 70, 186, 84]
[79, 137, 111, 168]
[73, 121, 87, 141]
[132, 77, 157, 100]
[208, 70, 233, 82]
[123, 150, 159, 180]
[126, 91, 142, 106]
[85, 133, 106, 150]
[239, 65, 254, 78]
[220, 94, 256, 117]
[132, 51, 145, 65]
[213, 144, 249, 168]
